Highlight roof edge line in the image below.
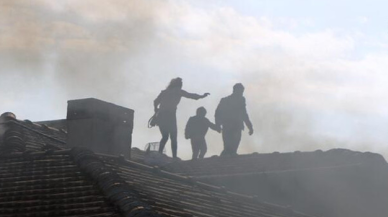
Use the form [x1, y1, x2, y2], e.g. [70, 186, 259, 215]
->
[7, 120, 66, 144]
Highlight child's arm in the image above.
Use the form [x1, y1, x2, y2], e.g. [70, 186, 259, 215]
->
[207, 119, 221, 133]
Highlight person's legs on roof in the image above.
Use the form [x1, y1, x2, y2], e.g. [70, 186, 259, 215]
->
[191, 138, 200, 160]
[198, 137, 207, 159]
[221, 127, 234, 157]
[170, 129, 178, 158]
[158, 127, 169, 154]
[230, 129, 242, 156]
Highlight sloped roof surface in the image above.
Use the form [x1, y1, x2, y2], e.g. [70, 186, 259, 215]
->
[1, 118, 67, 153]
[101, 155, 311, 217]
[130, 148, 175, 166]
[153, 148, 388, 217]
[0, 113, 315, 217]
[0, 150, 120, 217]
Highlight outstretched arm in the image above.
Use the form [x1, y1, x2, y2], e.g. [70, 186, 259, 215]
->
[181, 90, 210, 100]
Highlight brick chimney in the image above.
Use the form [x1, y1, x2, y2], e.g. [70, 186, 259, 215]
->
[67, 98, 134, 158]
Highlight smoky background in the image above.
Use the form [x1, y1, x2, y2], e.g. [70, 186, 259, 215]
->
[1, 0, 388, 160]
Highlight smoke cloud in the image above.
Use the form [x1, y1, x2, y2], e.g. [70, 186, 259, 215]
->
[1, 0, 388, 160]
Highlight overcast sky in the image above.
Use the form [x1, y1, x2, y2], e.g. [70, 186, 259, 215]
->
[1, 0, 388, 160]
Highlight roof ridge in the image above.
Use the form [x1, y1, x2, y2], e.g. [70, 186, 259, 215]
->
[69, 148, 162, 217]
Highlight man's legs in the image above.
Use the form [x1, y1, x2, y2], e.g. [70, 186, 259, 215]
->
[230, 130, 242, 155]
[221, 127, 241, 157]
[221, 128, 233, 156]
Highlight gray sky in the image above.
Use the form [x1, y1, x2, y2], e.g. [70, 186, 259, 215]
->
[1, 0, 388, 160]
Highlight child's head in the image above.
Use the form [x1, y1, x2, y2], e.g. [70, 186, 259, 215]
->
[196, 107, 207, 117]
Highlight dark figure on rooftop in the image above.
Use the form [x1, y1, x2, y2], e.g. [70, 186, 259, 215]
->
[185, 107, 220, 160]
[154, 77, 209, 158]
[215, 83, 254, 157]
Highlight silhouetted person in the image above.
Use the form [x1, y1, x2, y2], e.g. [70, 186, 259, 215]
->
[185, 107, 220, 160]
[215, 83, 253, 157]
[154, 77, 209, 159]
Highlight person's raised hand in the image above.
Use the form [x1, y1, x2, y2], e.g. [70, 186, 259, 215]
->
[202, 93, 210, 98]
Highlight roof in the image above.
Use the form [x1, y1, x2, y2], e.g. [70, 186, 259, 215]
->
[1, 115, 67, 153]
[130, 147, 175, 166]
[159, 149, 387, 178]
[35, 119, 68, 131]
[100, 154, 312, 217]
[155, 148, 388, 217]
[0, 113, 314, 217]
[0, 150, 121, 217]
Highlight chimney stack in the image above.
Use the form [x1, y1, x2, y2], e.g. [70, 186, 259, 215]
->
[67, 98, 134, 158]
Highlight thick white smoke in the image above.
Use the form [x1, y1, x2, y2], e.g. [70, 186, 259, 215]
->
[1, 0, 388, 159]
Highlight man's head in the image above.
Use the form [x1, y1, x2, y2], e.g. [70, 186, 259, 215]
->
[233, 83, 245, 96]
[196, 107, 207, 117]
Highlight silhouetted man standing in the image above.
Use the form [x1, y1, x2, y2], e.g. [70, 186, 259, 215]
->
[215, 83, 253, 156]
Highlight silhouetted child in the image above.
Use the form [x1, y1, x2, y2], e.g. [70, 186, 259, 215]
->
[185, 107, 220, 160]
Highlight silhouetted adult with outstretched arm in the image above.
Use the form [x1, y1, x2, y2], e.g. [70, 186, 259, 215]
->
[154, 77, 210, 159]
[215, 83, 253, 157]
